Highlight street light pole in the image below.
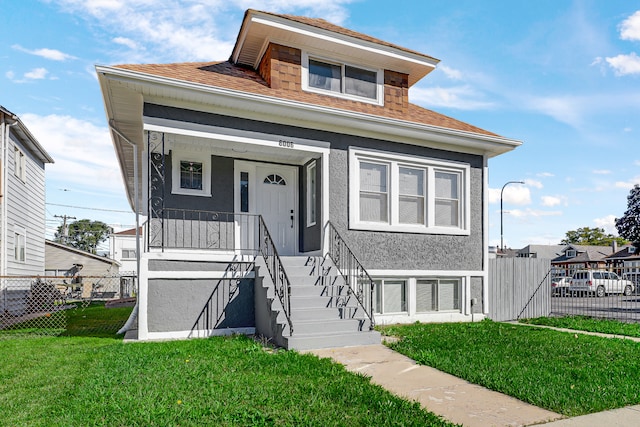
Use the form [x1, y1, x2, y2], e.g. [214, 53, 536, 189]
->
[500, 181, 525, 252]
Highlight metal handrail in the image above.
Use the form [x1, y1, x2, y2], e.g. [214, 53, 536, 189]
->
[258, 216, 294, 336]
[326, 222, 375, 329]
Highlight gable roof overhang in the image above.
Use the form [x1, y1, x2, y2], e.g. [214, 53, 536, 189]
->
[0, 105, 55, 164]
[231, 9, 439, 87]
[97, 65, 521, 211]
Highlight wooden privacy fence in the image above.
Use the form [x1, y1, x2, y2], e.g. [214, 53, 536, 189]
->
[489, 258, 552, 321]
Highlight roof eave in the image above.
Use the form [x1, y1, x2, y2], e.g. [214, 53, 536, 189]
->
[97, 65, 521, 209]
[231, 9, 439, 87]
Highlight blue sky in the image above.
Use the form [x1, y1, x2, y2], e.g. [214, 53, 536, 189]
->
[1, 0, 639, 251]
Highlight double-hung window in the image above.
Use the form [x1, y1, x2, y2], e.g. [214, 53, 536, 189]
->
[14, 227, 26, 263]
[303, 53, 382, 104]
[350, 148, 469, 234]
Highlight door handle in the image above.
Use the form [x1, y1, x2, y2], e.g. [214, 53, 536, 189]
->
[290, 209, 294, 228]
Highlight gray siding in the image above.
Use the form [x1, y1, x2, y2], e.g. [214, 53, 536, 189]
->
[6, 132, 47, 276]
[144, 104, 484, 271]
[156, 151, 234, 212]
[147, 278, 254, 333]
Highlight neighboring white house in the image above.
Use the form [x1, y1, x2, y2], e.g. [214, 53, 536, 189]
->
[97, 9, 521, 349]
[109, 227, 139, 274]
[0, 106, 54, 276]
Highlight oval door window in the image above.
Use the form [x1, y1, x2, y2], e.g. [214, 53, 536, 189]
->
[264, 174, 287, 185]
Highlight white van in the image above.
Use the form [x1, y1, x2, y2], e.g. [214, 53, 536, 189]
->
[569, 270, 634, 297]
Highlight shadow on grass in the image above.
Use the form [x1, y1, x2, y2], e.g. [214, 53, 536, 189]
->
[0, 301, 133, 340]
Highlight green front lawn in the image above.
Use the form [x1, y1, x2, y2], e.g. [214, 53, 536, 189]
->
[0, 335, 454, 426]
[380, 319, 640, 417]
[520, 315, 640, 338]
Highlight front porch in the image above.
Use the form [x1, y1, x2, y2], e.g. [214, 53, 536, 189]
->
[133, 205, 379, 349]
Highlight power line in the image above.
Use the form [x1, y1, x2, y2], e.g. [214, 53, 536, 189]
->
[46, 202, 132, 213]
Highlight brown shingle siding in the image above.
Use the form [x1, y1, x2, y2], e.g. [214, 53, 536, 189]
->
[384, 70, 409, 114]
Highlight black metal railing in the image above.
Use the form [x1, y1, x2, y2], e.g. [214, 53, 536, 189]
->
[258, 216, 294, 336]
[146, 209, 259, 252]
[326, 222, 375, 329]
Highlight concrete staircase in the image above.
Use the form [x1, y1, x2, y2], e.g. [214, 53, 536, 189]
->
[255, 256, 380, 351]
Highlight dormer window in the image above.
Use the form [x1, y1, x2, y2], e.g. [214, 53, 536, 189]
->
[303, 53, 383, 104]
[566, 249, 577, 258]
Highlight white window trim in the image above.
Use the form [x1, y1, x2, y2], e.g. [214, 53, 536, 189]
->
[373, 278, 408, 314]
[415, 277, 462, 313]
[171, 151, 212, 197]
[14, 147, 26, 182]
[349, 147, 470, 235]
[306, 160, 317, 227]
[301, 51, 384, 106]
[14, 226, 26, 263]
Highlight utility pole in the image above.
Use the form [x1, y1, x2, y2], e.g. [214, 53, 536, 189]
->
[54, 214, 76, 244]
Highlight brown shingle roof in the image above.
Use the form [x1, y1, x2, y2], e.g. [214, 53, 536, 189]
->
[114, 61, 499, 137]
[250, 9, 439, 63]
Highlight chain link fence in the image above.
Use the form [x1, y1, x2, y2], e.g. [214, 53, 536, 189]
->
[0, 274, 137, 339]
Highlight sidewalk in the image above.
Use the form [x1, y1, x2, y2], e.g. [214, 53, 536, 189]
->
[307, 343, 561, 427]
[307, 340, 640, 426]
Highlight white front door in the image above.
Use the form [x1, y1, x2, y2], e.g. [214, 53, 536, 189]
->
[255, 165, 298, 255]
[256, 165, 297, 255]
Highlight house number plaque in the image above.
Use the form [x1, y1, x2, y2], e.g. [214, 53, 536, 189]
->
[278, 139, 294, 148]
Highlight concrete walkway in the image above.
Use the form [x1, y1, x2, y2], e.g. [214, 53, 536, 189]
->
[307, 343, 562, 427]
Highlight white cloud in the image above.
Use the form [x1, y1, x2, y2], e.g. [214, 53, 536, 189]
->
[592, 169, 611, 175]
[5, 71, 15, 79]
[20, 113, 125, 195]
[620, 10, 640, 41]
[594, 215, 618, 235]
[24, 68, 49, 80]
[52, 0, 354, 62]
[624, 127, 632, 132]
[410, 85, 495, 110]
[634, 160, 640, 166]
[12, 44, 76, 61]
[508, 208, 562, 218]
[541, 196, 563, 207]
[488, 184, 530, 205]
[537, 172, 554, 178]
[523, 95, 585, 128]
[606, 52, 640, 76]
[112, 37, 139, 50]
[439, 65, 463, 80]
[525, 179, 543, 189]
[615, 176, 640, 190]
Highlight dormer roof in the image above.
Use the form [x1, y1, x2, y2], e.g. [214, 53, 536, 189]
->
[231, 9, 439, 87]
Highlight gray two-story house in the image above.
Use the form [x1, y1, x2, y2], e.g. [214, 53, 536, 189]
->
[97, 9, 521, 349]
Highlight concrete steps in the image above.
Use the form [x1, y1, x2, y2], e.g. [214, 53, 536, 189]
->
[276, 256, 379, 350]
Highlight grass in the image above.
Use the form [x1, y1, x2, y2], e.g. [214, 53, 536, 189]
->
[520, 315, 640, 338]
[380, 319, 640, 417]
[0, 335, 455, 427]
[0, 302, 133, 339]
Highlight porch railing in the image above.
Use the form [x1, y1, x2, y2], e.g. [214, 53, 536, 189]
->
[258, 216, 294, 336]
[326, 222, 375, 330]
[144, 208, 294, 335]
[146, 209, 259, 252]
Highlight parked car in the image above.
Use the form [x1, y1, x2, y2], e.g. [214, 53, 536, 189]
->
[551, 276, 571, 296]
[569, 270, 634, 297]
